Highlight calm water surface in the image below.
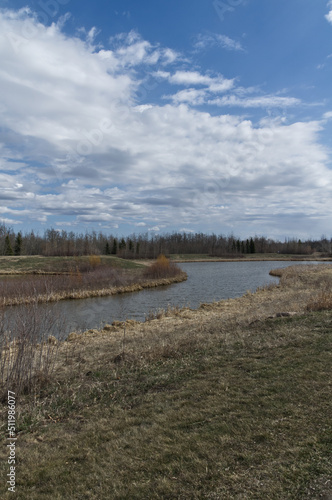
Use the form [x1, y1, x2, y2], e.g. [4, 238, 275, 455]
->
[48, 260, 321, 334]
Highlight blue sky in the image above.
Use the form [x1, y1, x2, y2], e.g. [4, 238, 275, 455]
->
[0, 0, 332, 239]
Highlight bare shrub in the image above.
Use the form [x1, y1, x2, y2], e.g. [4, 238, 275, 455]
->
[0, 303, 64, 399]
[143, 254, 182, 279]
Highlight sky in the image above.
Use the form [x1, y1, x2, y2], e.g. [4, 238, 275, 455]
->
[0, 0, 332, 239]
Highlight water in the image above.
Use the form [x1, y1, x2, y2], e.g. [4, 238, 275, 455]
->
[44, 260, 322, 335]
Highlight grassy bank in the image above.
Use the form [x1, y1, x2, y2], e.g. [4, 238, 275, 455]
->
[170, 252, 332, 262]
[0, 255, 144, 275]
[0, 265, 331, 498]
[0, 256, 186, 306]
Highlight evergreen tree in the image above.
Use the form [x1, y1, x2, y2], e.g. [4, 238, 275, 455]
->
[4, 235, 13, 256]
[249, 237, 256, 254]
[14, 232, 22, 256]
[119, 238, 126, 250]
[111, 238, 117, 255]
[246, 239, 250, 254]
[105, 241, 111, 255]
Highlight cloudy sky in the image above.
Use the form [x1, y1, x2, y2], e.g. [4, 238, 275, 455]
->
[0, 0, 332, 239]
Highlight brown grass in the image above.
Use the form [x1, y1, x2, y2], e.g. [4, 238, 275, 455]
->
[0, 258, 187, 306]
[306, 290, 332, 311]
[143, 254, 183, 279]
[0, 264, 331, 498]
[0, 303, 64, 399]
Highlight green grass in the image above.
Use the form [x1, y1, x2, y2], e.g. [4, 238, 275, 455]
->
[0, 255, 144, 274]
[0, 310, 331, 499]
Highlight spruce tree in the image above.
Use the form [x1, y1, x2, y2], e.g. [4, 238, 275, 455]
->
[105, 241, 111, 255]
[14, 232, 22, 256]
[119, 238, 126, 251]
[4, 235, 13, 256]
[111, 238, 117, 255]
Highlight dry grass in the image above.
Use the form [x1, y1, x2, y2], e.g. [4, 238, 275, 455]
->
[0, 257, 186, 306]
[143, 254, 183, 279]
[306, 291, 332, 311]
[0, 264, 331, 498]
[0, 267, 135, 305]
[0, 304, 64, 400]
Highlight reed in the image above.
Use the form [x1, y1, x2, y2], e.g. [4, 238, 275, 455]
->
[306, 290, 332, 311]
[143, 254, 182, 279]
[0, 303, 64, 399]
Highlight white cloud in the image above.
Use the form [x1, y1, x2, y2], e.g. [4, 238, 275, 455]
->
[165, 88, 207, 105]
[0, 8, 331, 237]
[109, 30, 180, 67]
[0, 217, 22, 225]
[323, 111, 332, 120]
[194, 33, 244, 52]
[155, 70, 234, 92]
[326, 1, 332, 24]
[209, 95, 301, 108]
[326, 11, 332, 24]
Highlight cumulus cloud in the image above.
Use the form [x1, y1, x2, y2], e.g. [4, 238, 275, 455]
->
[0, 8, 331, 237]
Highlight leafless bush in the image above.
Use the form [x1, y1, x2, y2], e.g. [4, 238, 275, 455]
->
[0, 303, 64, 399]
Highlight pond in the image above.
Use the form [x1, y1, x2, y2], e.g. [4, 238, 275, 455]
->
[45, 260, 321, 335]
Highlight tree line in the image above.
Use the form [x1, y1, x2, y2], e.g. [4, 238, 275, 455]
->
[0, 224, 331, 258]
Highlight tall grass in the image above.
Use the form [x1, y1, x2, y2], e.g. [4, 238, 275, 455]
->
[143, 254, 182, 279]
[0, 303, 64, 399]
[0, 266, 133, 305]
[306, 290, 332, 311]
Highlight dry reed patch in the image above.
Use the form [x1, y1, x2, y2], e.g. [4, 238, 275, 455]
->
[143, 254, 182, 279]
[0, 304, 64, 399]
[306, 291, 332, 311]
[0, 265, 186, 307]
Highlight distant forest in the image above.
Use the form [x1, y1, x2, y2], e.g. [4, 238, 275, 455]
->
[0, 223, 331, 258]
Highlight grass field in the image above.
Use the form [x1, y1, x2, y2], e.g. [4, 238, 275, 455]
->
[0, 255, 144, 275]
[0, 264, 331, 498]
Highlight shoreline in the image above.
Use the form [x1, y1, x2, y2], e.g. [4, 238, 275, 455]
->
[67, 263, 332, 341]
[1, 272, 187, 307]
